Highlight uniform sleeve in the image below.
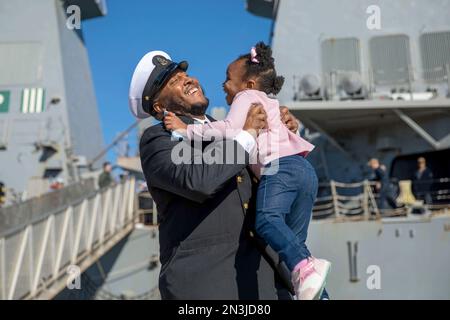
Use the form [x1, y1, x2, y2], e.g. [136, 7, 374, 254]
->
[186, 91, 259, 141]
[140, 134, 251, 204]
[375, 168, 385, 181]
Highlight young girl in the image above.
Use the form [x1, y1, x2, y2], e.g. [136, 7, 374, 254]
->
[164, 42, 331, 300]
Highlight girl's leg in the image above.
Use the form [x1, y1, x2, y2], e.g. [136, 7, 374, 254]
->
[256, 156, 330, 300]
[285, 156, 318, 263]
[255, 156, 313, 271]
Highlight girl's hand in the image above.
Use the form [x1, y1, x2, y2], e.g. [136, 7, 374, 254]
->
[280, 106, 300, 133]
[163, 112, 187, 131]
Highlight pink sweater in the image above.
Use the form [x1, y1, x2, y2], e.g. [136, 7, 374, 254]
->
[186, 90, 315, 175]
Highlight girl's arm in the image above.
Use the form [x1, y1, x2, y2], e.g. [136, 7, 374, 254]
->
[186, 91, 258, 140]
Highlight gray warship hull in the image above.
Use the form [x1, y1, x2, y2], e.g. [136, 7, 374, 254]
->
[308, 214, 450, 299]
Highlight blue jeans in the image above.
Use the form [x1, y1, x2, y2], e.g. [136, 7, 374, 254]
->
[255, 155, 318, 271]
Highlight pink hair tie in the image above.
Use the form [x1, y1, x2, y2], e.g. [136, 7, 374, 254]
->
[250, 47, 259, 63]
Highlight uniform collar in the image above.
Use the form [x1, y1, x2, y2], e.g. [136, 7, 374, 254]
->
[177, 114, 215, 125]
[193, 117, 210, 124]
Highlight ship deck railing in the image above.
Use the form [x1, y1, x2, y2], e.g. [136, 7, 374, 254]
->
[0, 177, 138, 300]
[316, 64, 450, 96]
[313, 178, 450, 221]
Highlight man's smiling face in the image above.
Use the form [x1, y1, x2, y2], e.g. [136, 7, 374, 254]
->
[153, 70, 209, 117]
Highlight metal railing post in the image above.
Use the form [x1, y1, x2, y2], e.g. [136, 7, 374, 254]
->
[8, 225, 31, 299]
[109, 184, 122, 234]
[118, 180, 130, 226]
[71, 199, 88, 264]
[31, 215, 53, 295]
[27, 224, 34, 295]
[153, 200, 158, 226]
[363, 180, 370, 219]
[330, 180, 340, 218]
[127, 177, 136, 222]
[86, 193, 100, 252]
[99, 189, 112, 244]
[52, 206, 72, 281]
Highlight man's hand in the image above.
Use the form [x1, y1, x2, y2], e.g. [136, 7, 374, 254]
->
[280, 106, 300, 133]
[243, 104, 267, 138]
[163, 112, 187, 131]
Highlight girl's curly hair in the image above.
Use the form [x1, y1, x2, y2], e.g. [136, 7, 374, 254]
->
[238, 41, 285, 95]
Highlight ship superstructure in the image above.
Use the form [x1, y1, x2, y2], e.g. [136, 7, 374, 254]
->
[247, 0, 450, 299]
[0, 0, 106, 201]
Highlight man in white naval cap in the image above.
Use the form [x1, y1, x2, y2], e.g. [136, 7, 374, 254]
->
[129, 50, 327, 300]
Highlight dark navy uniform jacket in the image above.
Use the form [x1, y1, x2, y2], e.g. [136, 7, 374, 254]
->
[139, 115, 291, 300]
[412, 167, 434, 195]
[370, 167, 391, 193]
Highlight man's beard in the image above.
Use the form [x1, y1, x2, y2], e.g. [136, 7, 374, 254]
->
[189, 99, 209, 116]
[168, 96, 210, 117]
[190, 86, 209, 116]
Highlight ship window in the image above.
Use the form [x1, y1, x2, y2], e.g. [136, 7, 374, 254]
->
[20, 88, 46, 113]
[321, 37, 361, 75]
[0, 90, 10, 113]
[43, 169, 63, 179]
[420, 31, 450, 83]
[369, 34, 412, 86]
[0, 42, 43, 85]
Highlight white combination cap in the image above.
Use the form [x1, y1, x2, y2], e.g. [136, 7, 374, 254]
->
[128, 51, 188, 119]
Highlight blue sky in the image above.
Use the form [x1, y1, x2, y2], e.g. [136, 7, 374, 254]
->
[81, 0, 272, 162]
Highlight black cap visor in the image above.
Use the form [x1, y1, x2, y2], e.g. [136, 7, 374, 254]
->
[142, 60, 188, 114]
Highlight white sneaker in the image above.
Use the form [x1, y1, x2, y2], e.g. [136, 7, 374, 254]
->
[292, 257, 331, 300]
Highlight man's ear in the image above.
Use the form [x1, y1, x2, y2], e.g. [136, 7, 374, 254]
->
[152, 102, 164, 120]
[246, 79, 257, 89]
